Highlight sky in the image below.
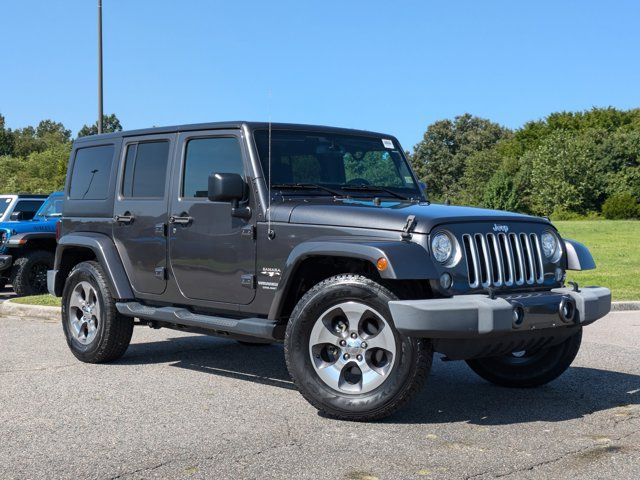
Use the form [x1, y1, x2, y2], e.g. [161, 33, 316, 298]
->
[1, 0, 639, 150]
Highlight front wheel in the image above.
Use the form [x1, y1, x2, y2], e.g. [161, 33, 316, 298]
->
[10, 250, 54, 296]
[465, 329, 583, 388]
[285, 274, 432, 421]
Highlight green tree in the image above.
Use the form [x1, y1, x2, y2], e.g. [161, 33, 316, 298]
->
[0, 114, 14, 156]
[411, 114, 510, 202]
[458, 148, 504, 206]
[527, 131, 608, 215]
[482, 157, 532, 213]
[12, 119, 72, 157]
[78, 113, 123, 137]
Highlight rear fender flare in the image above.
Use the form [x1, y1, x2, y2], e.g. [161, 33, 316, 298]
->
[55, 233, 134, 299]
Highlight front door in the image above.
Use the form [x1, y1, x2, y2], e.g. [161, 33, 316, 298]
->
[168, 131, 256, 305]
[113, 134, 174, 295]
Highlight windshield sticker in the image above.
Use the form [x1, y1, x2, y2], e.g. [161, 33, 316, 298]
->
[382, 139, 394, 149]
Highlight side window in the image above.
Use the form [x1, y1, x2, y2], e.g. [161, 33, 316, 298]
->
[69, 145, 114, 200]
[122, 141, 170, 198]
[14, 200, 43, 215]
[183, 137, 244, 198]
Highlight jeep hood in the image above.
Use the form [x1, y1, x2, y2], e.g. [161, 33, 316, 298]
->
[273, 199, 549, 234]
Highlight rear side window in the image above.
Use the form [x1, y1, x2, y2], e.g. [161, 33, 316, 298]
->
[69, 145, 114, 200]
[122, 141, 170, 198]
[182, 137, 244, 198]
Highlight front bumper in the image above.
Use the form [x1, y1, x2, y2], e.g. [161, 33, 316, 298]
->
[389, 286, 611, 339]
[0, 254, 12, 273]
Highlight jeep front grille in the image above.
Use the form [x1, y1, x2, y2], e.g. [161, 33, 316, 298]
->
[462, 232, 544, 288]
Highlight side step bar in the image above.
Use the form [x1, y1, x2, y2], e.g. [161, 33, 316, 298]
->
[116, 302, 280, 340]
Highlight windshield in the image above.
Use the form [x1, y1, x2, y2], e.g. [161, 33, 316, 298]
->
[0, 197, 12, 217]
[253, 130, 421, 199]
[35, 194, 63, 218]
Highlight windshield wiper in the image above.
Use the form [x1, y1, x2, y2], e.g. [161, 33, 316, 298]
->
[271, 183, 345, 197]
[340, 185, 409, 200]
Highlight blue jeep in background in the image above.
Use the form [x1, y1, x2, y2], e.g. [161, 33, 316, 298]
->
[0, 192, 63, 295]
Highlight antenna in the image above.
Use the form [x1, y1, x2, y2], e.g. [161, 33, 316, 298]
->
[267, 90, 275, 240]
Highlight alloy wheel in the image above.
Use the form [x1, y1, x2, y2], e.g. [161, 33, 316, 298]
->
[308, 301, 397, 394]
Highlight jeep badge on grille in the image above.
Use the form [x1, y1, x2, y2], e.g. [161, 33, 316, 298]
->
[493, 224, 509, 233]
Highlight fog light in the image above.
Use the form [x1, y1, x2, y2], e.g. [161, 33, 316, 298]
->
[559, 296, 576, 323]
[439, 272, 452, 290]
[555, 267, 565, 283]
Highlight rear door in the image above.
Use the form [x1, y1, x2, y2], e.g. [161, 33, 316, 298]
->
[113, 133, 175, 295]
[168, 130, 256, 304]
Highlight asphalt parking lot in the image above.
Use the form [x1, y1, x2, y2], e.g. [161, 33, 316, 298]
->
[0, 307, 638, 480]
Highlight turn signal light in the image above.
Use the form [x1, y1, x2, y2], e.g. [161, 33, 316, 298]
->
[376, 257, 388, 271]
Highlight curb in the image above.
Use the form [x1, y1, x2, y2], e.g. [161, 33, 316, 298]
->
[611, 301, 640, 311]
[0, 299, 61, 321]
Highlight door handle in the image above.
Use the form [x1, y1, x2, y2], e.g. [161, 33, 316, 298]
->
[169, 214, 193, 225]
[115, 212, 135, 224]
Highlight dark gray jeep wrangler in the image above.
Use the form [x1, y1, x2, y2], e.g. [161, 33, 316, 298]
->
[49, 122, 611, 421]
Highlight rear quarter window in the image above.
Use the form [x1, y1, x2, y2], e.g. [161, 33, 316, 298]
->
[69, 145, 115, 200]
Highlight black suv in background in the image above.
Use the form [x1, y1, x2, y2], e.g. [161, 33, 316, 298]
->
[49, 122, 610, 421]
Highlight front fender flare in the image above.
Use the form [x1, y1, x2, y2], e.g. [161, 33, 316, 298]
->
[268, 238, 436, 320]
[6, 231, 56, 247]
[564, 239, 596, 271]
[54, 232, 134, 299]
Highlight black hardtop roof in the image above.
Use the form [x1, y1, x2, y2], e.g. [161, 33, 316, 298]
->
[73, 121, 398, 144]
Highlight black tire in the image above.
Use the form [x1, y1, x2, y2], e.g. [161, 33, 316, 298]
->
[61, 261, 134, 363]
[10, 249, 54, 296]
[465, 328, 583, 388]
[284, 274, 432, 421]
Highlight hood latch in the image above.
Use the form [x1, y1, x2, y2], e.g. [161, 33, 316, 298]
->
[401, 215, 417, 240]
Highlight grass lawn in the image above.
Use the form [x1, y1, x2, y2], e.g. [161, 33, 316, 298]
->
[554, 220, 640, 301]
[11, 294, 61, 307]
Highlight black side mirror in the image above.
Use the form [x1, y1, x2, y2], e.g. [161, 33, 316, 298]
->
[10, 211, 25, 221]
[208, 173, 251, 219]
[208, 173, 245, 202]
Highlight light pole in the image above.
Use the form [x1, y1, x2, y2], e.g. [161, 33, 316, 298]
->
[97, 0, 103, 134]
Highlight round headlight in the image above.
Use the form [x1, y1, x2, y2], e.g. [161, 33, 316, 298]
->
[541, 231, 561, 262]
[431, 232, 453, 264]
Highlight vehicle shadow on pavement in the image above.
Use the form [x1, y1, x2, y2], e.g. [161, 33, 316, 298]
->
[120, 334, 639, 424]
[120, 335, 296, 390]
[390, 361, 640, 426]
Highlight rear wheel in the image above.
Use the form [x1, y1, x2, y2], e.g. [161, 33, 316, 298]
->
[285, 274, 432, 421]
[62, 261, 133, 363]
[10, 250, 54, 296]
[465, 329, 582, 388]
